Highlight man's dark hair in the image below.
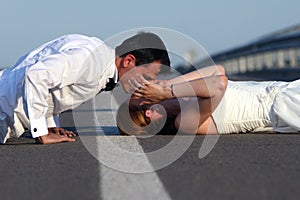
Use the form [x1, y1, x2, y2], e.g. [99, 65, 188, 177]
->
[115, 32, 171, 67]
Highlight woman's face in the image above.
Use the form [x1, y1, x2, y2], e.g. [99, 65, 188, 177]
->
[145, 104, 165, 122]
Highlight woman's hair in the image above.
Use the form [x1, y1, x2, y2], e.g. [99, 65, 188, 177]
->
[116, 98, 178, 135]
[115, 32, 171, 67]
[116, 99, 153, 135]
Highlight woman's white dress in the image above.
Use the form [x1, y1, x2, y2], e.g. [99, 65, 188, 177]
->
[212, 80, 300, 134]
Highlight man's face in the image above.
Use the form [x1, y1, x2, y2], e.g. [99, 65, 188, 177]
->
[135, 61, 162, 80]
[120, 60, 163, 93]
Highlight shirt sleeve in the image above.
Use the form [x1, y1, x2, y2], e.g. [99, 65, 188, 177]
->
[25, 47, 92, 138]
[46, 115, 60, 128]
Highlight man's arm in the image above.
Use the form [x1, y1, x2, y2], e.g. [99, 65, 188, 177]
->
[24, 48, 90, 143]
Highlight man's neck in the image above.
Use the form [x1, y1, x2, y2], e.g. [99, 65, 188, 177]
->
[115, 57, 122, 80]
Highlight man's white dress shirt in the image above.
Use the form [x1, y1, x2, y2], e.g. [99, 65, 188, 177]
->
[0, 34, 118, 142]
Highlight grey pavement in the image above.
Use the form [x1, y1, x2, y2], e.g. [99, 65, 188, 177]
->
[1, 92, 300, 200]
[2, 134, 300, 200]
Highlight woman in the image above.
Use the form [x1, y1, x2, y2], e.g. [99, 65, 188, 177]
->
[117, 65, 300, 135]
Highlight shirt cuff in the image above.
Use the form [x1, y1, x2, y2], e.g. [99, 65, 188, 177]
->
[30, 117, 48, 138]
[46, 115, 60, 128]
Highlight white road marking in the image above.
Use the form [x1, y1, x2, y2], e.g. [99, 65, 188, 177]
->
[99, 137, 171, 200]
[73, 93, 171, 199]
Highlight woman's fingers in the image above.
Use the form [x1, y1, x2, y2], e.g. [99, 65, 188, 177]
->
[130, 77, 144, 90]
[138, 75, 151, 85]
[131, 75, 152, 88]
[130, 75, 169, 104]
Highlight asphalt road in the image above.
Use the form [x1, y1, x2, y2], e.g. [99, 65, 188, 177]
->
[1, 93, 300, 200]
[1, 134, 300, 200]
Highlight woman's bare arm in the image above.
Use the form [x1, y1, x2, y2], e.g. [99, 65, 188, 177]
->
[133, 75, 228, 104]
[173, 74, 228, 135]
[168, 65, 225, 85]
[174, 77, 227, 134]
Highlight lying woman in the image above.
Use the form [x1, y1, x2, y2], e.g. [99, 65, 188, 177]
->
[117, 65, 300, 135]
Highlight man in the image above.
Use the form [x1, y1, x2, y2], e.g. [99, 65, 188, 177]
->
[0, 32, 170, 144]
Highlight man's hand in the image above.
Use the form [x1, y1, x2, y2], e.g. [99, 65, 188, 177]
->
[48, 127, 77, 137]
[36, 127, 76, 144]
[36, 133, 75, 144]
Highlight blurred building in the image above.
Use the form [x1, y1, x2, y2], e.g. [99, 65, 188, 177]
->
[195, 24, 300, 80]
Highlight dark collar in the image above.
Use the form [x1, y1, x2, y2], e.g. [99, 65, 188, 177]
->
[104, 78, 117, 91]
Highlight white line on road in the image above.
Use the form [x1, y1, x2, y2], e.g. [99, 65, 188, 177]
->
[82, 136, 172, 200]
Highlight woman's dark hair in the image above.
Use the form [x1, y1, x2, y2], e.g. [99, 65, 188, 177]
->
[115, 32, 171, 67]
[116, 99, 153, 135]
[116, 98, 178, 135]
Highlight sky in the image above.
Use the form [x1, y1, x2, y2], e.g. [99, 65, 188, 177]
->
[1, 0, 300, 68]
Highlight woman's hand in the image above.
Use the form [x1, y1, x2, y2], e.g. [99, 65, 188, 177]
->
[151, 79, 170, 86]
[130, 76, 174, 104]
